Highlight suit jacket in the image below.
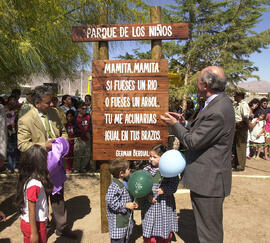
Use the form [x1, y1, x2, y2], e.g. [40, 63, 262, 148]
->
[18, 107, 68, 152]
[172, 93, 235, 197]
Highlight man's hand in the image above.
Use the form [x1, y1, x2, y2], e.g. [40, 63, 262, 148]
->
[45, 139, 54, 151]
[160, 112, 186, 126]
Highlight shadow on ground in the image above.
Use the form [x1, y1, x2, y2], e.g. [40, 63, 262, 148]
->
[54, 230, 83, 243]
[48, 195, 91, 241]
[66, 195, 91, 228]
[0, 239, 11, 243]
[177, 209, 199, 243]
[130, 209, 199, 242]
[0, 194, 19, 233]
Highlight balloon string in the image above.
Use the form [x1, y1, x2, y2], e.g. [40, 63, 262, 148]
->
[159, 176, 164, 186]
[154, 176, 164, 200]
[126, 198, 136, 239]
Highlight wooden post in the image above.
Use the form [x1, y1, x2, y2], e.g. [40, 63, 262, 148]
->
[100, 160, 110, 233]
[151, 6, 162, 59]
[95, 4, 110, 234]
[93, 42, 99, 61]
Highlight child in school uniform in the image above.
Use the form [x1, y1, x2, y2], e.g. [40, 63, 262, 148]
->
[250, 110, 267, 159]
[106, 158, 138, 243]
[141, 144, 179, 243]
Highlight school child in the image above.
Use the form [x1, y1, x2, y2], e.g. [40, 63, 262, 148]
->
[15, 145, 53, 243]
[73, 102, 91, 173]
[65, 110, 76, 173]
[106, 158, 138, 243]
[250, 110, 267, 160]
[141, 144, 179, 243]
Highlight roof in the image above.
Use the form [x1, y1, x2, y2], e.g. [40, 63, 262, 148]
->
[237, 80, 270, 93]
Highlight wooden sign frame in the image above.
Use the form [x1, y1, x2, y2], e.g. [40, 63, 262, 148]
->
[72, 23, 189, 42]
[72, 5, 189, 233]
[92, 59, 169, 160]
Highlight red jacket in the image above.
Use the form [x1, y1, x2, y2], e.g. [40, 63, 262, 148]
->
[76, 114, 91, 141]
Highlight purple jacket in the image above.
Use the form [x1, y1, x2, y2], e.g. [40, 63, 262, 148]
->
[47, 137, 69, 195]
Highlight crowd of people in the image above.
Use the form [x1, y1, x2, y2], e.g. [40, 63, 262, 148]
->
[0, 88, 93, 174]
[170, 92, 270, 172]
[232, 93, 270, 171]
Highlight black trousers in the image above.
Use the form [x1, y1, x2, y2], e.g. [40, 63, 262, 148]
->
[190, 191, 224, 243]
[50, 188, 68, 232]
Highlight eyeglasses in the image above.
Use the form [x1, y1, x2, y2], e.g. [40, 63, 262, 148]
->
[81, 107, 87, 110]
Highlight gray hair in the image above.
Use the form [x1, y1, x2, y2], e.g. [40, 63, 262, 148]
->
[32, 85, 52, 106]
[201, 71, 226, 92]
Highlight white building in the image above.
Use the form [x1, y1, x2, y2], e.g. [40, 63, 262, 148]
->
[21, 70, 92, 98]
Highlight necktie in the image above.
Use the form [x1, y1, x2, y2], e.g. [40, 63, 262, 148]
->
[43, 114, 54, 139]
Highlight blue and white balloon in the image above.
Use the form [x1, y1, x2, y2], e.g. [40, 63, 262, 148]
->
[159, 149, 186, 177]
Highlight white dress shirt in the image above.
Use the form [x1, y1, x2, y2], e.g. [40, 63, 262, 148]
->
[35, 108, 56, 138]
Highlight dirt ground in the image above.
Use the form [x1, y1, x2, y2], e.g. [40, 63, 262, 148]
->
[1, 158, 270, 243]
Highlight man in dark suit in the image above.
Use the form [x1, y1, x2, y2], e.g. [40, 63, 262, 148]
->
[161, 66, 235, 243]
[18, 86, 76, 239]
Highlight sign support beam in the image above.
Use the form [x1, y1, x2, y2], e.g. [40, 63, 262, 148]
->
[95, 4, 110, 234]
[151, 6, 162, 60]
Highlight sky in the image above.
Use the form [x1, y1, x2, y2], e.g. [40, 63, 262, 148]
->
[103, 1, 270, 82]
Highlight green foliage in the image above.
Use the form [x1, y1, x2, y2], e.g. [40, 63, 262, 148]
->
[162, 0, 270, 100]
[0, 0, 88, 89]
[0, 0, 148, 90]
[117, 48, 153, 59]
[119, 1, 270, 102]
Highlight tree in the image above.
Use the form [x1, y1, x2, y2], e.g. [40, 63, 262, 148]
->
[119, 1, 270, 107]
[162, 0, 270, 106]
[0, 0, 148, 91]
[118, 48, 154, 59]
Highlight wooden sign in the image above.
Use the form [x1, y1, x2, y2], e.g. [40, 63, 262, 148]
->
[92, 59, 169, 160]
[72, 23, 188, 42]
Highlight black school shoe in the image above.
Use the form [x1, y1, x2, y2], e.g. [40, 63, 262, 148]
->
[55, 229, 77, 239]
